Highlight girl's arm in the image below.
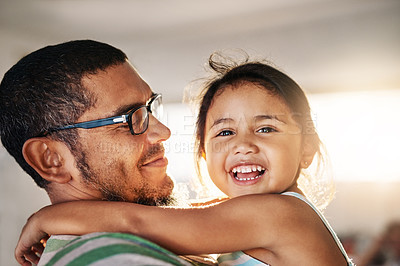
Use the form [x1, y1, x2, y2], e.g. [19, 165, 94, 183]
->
[189, 196, 228, 207]
[15, 194, 310, 263]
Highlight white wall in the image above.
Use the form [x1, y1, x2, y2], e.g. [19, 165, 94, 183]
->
[326, 182, 400, 236]
[0, 147, 49, 266]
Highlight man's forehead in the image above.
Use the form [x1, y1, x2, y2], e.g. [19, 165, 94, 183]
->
[80, 62, 153, 120]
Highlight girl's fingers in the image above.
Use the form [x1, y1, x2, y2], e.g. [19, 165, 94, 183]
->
[15, 244, 41, 266]
[15, 244, 29, 265]
[32, 242, 44, 255]
[24, 249, 40, 265]
[15, 252, 34, 266]
[41, 235, 50, 246]
[15, 255, 29, 266]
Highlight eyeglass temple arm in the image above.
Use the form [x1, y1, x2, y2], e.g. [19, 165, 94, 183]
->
[52, 115, 128, 131]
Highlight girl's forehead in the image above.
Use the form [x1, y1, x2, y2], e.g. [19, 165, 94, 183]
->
[209, 84, 289, 114]
[204, 84, 297, 129]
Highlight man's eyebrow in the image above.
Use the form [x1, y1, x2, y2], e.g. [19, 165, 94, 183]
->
[112, 104, 139, 116]
[112, 93, 156, 116]
[254, 114, 286, 124]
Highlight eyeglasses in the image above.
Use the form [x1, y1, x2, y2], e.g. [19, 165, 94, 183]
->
[40, 94, 163, 136]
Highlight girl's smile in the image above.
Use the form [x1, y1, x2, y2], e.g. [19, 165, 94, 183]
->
[230, 163, 266, 185]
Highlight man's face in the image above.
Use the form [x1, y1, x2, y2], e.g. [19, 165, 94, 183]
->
[73, 61, 173, 205]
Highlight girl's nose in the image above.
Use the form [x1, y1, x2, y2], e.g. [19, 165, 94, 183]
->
[232, 136, 259, 155]
[146, 114, 171, 144]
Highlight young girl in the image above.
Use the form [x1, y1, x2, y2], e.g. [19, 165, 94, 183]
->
[15, 54, 354, 265]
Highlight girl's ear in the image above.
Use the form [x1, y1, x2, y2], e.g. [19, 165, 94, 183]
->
[22, 138, 73, 184]
[301, 136, 318, 169]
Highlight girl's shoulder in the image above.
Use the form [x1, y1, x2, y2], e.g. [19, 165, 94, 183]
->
[234, 193, 332, 240]
[246, 193, 348, 264]
[225, 193, 323, 234]
[229, 192, 316, 216]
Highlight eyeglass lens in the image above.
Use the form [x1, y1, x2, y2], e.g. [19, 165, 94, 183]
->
[129, 95, 162, 134]
[150, 95, 162, 120]
[130, 107, 148, 134]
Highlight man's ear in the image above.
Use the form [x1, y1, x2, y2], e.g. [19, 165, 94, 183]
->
[22, 138, 73, 184]
[301, 136, 318, 169]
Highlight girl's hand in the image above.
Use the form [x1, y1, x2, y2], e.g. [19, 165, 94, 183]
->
[15, 212, 48, 266]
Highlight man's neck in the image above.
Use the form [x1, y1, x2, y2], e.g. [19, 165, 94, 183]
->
[47, 181, 102, 204]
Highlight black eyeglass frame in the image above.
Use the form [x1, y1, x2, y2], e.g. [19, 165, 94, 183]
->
[39, 94, 162, 137]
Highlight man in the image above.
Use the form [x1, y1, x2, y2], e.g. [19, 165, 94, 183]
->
[0, 40, 214, 265]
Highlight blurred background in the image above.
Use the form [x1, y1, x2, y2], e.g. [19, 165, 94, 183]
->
[1, 0, 400, 265]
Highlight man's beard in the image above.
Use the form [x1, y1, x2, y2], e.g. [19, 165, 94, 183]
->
[100, 174, 176, 206]
[71, 143, 176, 206]
[127, 195, 176, 206]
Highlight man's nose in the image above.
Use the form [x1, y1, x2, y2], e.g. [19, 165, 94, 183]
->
[146, 114, 171, 144]
[232, 135, 259, 155]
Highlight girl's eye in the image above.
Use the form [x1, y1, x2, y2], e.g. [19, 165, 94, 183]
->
[257, 127, 276, 133]
[217, 130, 234, 137]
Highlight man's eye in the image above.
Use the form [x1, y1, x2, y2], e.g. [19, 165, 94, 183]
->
[257, 127, 276, 133]
[217, 130, 234, 137]
[118, 123, 130, 129]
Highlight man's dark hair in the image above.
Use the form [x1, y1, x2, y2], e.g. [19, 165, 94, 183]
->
[0, 40, 127, 188]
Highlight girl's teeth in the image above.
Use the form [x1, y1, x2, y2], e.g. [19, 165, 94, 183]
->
[231, 165, 266, 181]
[234, 175, 261, 181]
[232, 165, 265, 173]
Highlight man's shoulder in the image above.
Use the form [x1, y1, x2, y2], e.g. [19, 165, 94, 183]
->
[39, 232, 192, 265]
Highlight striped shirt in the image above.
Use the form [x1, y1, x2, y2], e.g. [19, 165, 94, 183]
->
[38, 232, 193, 266]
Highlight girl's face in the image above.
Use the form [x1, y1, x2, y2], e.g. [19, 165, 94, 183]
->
[204, 83, 309, 198]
